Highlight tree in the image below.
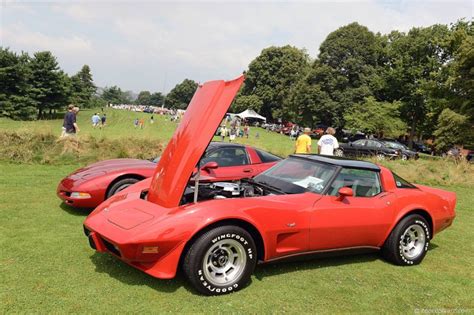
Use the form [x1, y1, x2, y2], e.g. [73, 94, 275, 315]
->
[165, 79, 198, 109]
[231, 94, 263, 113]
[136, 91, 152, 105]
[343, 97, 406, 138]
[433, 109, 471, 152]
[241, 45, 310, 121]
[383, 25, 451, 144]
[29, 51, 71, 119]
[101, 86, 131, 104]
[0, 48, 36, 119]
[70, 65, 96, 108]
[149, 92, 164, 106]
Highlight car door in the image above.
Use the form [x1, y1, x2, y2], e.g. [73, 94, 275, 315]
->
[309, 167, 396, 250]
[349, 140, 367, 157]
[201, 147, 254, 180]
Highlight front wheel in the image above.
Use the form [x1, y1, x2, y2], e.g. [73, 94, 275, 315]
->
[382, 214, 430, 265]
[183, 226, 257, 295]
[106, 177, 140, 198]
[401, 154, 409, 161]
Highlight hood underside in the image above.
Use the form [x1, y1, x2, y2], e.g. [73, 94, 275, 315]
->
[148, 75, 244, 208]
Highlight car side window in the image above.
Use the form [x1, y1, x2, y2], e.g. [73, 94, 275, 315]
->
[256, 150, 281, 163]
[327, 168, 382, 197]
[202, 148, 249, 167]
[366, 140, 381, 148]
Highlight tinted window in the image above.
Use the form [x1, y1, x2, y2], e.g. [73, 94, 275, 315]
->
[327, 168, 382, 197]
[201, 147, 249, 167]
[256, 150, 281, 163]
[366, 140, 382, 148]
[392, 172, 417, 188]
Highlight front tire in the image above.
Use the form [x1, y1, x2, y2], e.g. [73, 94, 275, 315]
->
[183, 226, 257, 295]
[106, 177, 140, 198]
[382, 214, 430, 265]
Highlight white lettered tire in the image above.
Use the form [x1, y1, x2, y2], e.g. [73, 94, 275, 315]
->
[183, 225, 257, 295]
[382, 214, 430, 265]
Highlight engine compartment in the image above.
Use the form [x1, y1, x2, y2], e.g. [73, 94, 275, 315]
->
[181, 180, 279, 204]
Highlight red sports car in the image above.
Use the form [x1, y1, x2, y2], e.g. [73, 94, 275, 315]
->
[57, 142, 280, 209]
[84, 76, 456, 295]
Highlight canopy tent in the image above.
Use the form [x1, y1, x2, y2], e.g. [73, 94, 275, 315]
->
[236, 109, 266, 121]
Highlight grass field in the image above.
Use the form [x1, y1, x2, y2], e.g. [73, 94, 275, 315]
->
[1, 109, 473, 313]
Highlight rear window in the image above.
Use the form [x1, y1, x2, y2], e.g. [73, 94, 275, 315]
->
[392, 172, 416, 188]
[256, 150, 281, 163]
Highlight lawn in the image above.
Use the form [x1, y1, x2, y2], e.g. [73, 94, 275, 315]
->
[0, 110, 473, 313]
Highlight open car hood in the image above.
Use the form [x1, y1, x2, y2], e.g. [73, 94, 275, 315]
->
[148, 75, 244, 207]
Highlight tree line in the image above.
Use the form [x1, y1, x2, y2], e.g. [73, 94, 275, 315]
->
[1, 20, 472, 150]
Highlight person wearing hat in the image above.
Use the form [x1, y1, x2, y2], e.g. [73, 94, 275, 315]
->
[295, 127, 312, 154]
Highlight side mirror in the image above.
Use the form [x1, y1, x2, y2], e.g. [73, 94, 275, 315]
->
[337, 187, 353, 200]
[201, 161, 218, 171]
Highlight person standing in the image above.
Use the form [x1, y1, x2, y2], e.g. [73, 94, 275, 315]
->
[318, 127, 339, 156]
[295, 127, 312, 154]
[62, 104, 80, 137]
[220, 125, 227, 141]
[243, 124, 250, 139]
[100, 113, 107, 129]
[134, 118, 139, 128]
[229, 126, 236, 142]
[150, 115, 154, 124]
[92, 113, 100, 128]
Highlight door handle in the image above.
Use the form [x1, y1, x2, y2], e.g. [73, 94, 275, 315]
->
[243, 169, 253, 173]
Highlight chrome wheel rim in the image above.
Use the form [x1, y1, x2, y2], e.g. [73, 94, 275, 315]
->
[335, 149, 343, 157]
[203, 239, 246, 286]
[377, 154, 385, 161]
[400, 224, 426, 260]
[402, 155, 408, 161]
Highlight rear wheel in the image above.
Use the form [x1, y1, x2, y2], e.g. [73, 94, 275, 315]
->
[376, 153, 386, 161]
[106, 178, 140, 198]
[183, 225, 257, 295]
[382, 214, 430, 265]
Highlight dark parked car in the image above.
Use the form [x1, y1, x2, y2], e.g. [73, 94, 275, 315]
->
[335, 139, 401, 160]
[381, 140, 419, 160]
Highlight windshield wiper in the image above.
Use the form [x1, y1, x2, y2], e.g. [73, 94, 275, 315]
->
[252, 179, 286, 194]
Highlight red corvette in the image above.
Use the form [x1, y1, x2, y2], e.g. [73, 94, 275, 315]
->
[57, 142, 280, 209]
[84, 76, 456, 295]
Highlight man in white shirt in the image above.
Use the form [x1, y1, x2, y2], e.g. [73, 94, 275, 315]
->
[318, 127, 339, 156]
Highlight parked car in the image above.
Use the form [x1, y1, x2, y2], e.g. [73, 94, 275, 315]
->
[84, 76, 456, 295]
[57, 142, 280, 209]
[380, 139, 419, 160]
[335, 139, 401, 160]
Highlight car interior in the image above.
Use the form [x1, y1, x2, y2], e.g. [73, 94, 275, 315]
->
[327, 168, 382, 197]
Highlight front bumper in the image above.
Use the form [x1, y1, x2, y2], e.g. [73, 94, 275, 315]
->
[57, 179, 103, 208]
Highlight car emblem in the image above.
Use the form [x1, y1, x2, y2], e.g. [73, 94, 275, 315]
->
[286, 222, 296, 227]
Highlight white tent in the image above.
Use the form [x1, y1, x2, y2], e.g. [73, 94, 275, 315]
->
[236, 109, 266, 121]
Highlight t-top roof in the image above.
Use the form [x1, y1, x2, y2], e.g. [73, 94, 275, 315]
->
[291, 154, 380, 171]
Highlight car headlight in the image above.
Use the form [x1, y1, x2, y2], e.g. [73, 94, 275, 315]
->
[70, 192, 92, 199]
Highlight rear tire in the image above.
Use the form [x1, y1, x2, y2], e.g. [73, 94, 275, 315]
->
[106, 178, 140, 198]
[376, 153, 386, 161]
[382, 215, 430, 266]
[183, 225, 257, 295]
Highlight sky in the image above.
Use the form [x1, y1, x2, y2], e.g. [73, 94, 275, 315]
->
[1, 0, 472, 94]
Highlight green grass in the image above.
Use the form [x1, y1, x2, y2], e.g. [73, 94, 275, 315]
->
[1, 110, 473, 312]
[1, 164, 473, 313]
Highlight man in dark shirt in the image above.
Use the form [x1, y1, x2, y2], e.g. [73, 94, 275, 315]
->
[62, 105, 80, 137]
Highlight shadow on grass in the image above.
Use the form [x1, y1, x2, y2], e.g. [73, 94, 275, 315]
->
[59, 202, 92, 216]
[89, 253, 189, 294]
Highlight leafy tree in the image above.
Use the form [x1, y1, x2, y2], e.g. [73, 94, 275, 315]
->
[70, 65, 96, 108]
[231, 94, 263, 113]
[101, 86, 131, 104]
[165, 79, 198, 109]
[433, 108, 470, 151]
[29, 51, 71, 119]
[136, 91, 152, 105]
[149, 92, 164, 106]
[241, 45, 310, 120]
[343, 97, 406, 137]
[0, 48, 36, 119]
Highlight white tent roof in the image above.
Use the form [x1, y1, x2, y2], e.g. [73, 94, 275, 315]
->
[236, 109, 266, 121]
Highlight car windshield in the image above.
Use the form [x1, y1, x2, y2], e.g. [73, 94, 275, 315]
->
[253, 157, 337, 194]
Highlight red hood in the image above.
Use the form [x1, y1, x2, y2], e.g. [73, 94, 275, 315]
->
[148, 75, 244, 207]
[70, 159, 155, 179]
